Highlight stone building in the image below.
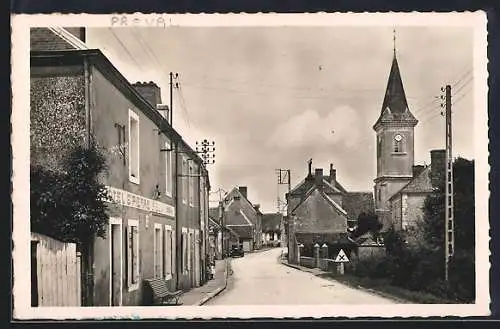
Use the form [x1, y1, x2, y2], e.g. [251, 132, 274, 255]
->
[30, 27, 210, 306]
[221, 186, 263, 252]
[286, 160, 373, 264]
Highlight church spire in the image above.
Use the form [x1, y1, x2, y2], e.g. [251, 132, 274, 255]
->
[373, 31, 418, 130]
[393, 28, 396, 56]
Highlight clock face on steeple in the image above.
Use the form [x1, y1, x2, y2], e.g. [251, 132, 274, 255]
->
[394, 134, 402, 142]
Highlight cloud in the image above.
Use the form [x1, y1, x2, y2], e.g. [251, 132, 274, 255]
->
[267, 105, 362, 150]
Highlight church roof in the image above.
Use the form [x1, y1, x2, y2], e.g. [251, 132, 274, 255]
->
[388, 165, 434, 201]
[374, 54, 418, 129]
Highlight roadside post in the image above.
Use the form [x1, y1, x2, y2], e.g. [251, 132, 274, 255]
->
[314, 243, 320, 268]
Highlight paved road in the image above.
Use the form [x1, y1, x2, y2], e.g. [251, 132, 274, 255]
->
[205, 248, 397, 305]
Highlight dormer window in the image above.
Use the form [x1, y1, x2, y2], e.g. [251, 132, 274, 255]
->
[393, 134, 403, 153]
[234, 195, 241, 201]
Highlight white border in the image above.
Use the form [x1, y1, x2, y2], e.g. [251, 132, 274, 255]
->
[12, 12, 490, 319]
[108, 217, 123, 307]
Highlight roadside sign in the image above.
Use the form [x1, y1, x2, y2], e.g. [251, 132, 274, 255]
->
[334, 249, 349, 263]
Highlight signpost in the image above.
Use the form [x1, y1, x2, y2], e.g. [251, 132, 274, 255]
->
[334, 249, 349, 275]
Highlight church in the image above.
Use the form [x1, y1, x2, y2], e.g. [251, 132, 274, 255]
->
[373, 46, 446, 231]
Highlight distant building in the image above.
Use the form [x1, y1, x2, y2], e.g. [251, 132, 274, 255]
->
[286, 160, 373, 264]
[261, 213, 283, 246]
[221, 186, 262, 252]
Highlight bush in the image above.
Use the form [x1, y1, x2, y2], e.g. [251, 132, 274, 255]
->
[30, 142, 109, 246]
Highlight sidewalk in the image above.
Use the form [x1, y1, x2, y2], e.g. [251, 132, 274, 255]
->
[181, 259, 229, 306]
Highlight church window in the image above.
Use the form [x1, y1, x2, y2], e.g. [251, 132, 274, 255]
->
[393, 134, 403, 153]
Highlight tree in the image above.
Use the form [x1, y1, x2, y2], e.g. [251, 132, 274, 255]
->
[30, 142, 110, 246]
[422, 157, 475, 252]
[352, 211, 383, 238]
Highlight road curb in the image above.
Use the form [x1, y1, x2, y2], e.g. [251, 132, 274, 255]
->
[197, 259, 230, 306]
[278, 258, 410, 304]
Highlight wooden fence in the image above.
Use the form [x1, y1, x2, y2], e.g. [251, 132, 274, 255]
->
[31, 233, 81, 306]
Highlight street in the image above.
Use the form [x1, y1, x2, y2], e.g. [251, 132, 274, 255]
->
[205, 248, 397, 305]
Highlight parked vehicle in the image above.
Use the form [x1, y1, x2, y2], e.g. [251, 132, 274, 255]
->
[230, 244, 244, 257]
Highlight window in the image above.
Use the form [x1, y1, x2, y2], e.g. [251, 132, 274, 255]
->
[165, 140, 173, 197]
[127, 220, 139, 290]
[393, 134, 403, 153]
[377, 136, 382, 156]
[163, 225, 173, 280]
[128, 110, 140, 184]
[181, 228, 188, 272]
[153, 223, 163, 278]
[182, 159, 187, 204]
[188, 165, 194, 206]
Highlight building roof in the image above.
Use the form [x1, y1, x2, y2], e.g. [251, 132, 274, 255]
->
[261, 213, 282, 232]
[374, 54, 418, 129]
[342, 192, 375, 221]
[389, 166, 434, 201]
[290, 184, 347, 218]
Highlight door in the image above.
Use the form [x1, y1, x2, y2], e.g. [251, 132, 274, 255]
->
[110, 220, 122, 306]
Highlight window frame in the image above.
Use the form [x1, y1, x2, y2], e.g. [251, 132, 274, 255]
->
[128, 109, 140, 184]
[127, 219, 140, 292]
[188, 164, 194, 207]
[393, 134, 404, 153]
[182, 158, 188, 204]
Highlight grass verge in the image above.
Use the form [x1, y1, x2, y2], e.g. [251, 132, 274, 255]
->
[320, 273, 460, 304]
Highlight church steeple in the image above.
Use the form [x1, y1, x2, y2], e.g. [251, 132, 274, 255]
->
[373, 40, 418, 130]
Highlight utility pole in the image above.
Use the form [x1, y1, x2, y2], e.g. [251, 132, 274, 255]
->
[276, 169, 291, 213]
[276, 168, 291, 248]
[169, 72, 179, 127]
[195, 139, 216, 166]
[443, 84, 455, 282]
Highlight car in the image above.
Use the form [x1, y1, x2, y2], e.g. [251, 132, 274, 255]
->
[230, 244, 244, 257]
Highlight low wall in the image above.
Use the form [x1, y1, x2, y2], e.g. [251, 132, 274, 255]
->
[299, 256, 315, 268]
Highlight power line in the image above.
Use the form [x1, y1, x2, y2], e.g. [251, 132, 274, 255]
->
[452, 77, 473, 97]
[107, 28, 144, 71]
[451, 68, 473, 88]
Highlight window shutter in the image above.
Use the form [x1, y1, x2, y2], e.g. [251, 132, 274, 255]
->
[133, 228, 139, 283]
[171, 232, 176, 276]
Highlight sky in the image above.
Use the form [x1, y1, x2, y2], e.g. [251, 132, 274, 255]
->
[85, 25, 474, 213]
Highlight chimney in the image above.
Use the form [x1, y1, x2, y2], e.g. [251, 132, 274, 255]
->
[132, 81, 162, 109]
[314, 168, 324, 186]
[430, 149, 446, 189]
[329, 164, 336, 183]
[239, 186, 248, 199]
[412, 165, 425, 177]
[157, 104, 170, 123]
[306, 158, 313, 180]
